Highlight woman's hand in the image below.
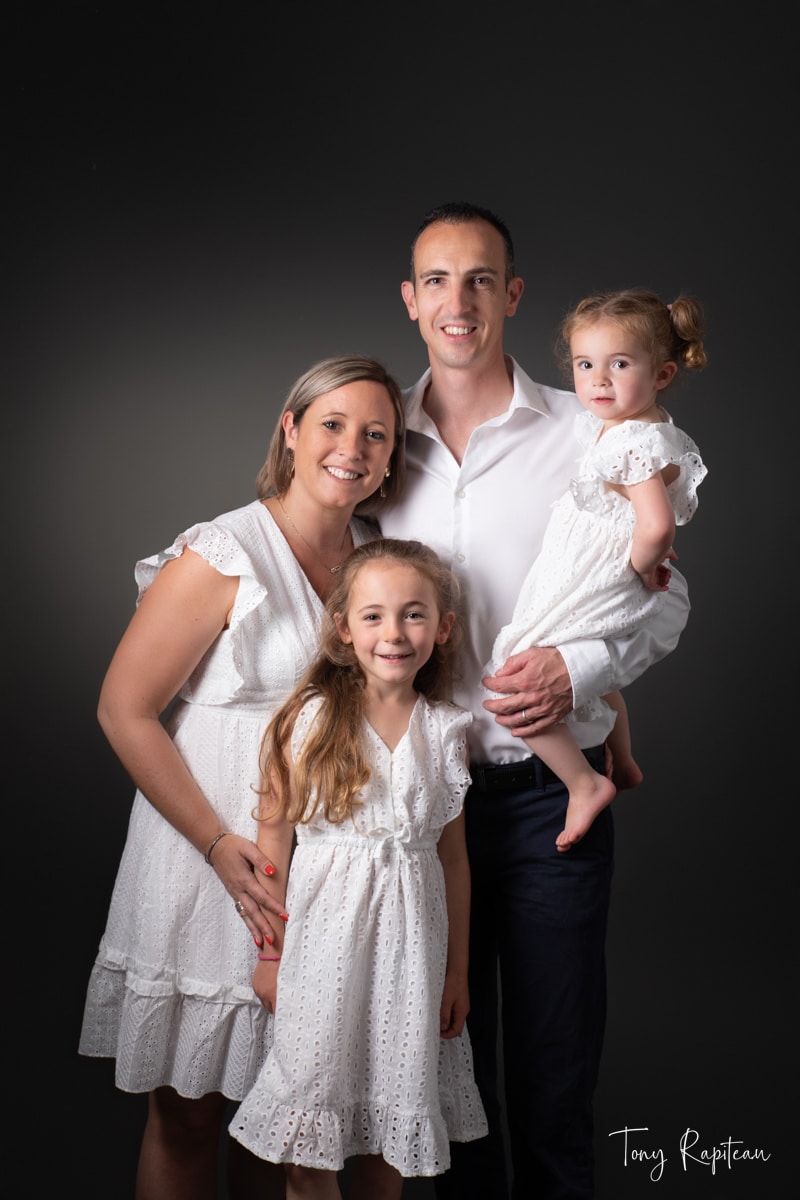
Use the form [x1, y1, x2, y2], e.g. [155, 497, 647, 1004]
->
[210, 833, 288, 951]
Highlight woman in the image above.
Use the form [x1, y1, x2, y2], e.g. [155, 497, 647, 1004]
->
[79, 354, 406, 1199]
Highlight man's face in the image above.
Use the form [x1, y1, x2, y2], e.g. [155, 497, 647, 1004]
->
[401, 219, 523, 371]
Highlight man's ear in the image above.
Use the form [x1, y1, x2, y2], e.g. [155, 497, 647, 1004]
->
[401, 280, 419, 321]
[506, 276, 524, 317]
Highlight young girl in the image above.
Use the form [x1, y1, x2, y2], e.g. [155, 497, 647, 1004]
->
[230, 538, 488, 1198]
[485, 288, 708, 852]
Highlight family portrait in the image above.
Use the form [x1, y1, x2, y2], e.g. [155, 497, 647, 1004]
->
[10, 5, 792, 1198]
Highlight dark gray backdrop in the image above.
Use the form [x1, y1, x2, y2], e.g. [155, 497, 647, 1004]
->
[9, 5, 794, 1198]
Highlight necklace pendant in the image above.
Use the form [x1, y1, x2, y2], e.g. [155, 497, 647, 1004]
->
[277, 495, 348, 575]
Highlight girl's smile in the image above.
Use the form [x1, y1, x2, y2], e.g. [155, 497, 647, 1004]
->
[335, 561, 454, 695]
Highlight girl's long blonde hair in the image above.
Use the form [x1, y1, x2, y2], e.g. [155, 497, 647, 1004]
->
[256, 539, 462, 826]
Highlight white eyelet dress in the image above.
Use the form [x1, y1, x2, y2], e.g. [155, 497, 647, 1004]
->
[78, 501, 375, 1099]
[486, 410, 707, 732]
[229, 694, 488, 1177]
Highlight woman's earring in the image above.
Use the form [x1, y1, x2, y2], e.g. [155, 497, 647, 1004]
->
[380, 466, 391, 499]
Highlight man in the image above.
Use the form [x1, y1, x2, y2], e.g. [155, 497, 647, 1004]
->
[380, 202, 689, 1199]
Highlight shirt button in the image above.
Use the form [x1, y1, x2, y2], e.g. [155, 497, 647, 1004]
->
[456, 489, 466, 499]
[455, 552, 466, 563]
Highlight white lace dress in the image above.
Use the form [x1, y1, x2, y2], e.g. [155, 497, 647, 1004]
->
[229, 694, 488, 1177]
[487, 409, 707, 725]
[78, 501, 375, 1099]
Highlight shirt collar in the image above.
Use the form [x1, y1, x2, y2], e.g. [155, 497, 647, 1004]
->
[404, 356, 555, 434]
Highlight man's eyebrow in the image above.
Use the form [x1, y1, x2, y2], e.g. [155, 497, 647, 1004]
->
[418, 265, 500, 280]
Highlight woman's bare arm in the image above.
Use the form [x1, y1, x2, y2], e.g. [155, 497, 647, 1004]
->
[98, 547, 286, 947]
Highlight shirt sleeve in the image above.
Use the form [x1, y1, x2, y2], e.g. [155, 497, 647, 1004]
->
[559, 567, 690, 705]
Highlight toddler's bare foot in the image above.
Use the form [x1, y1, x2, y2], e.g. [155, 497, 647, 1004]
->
[556, 773, 616, 852]
[612, 757, 644, 791]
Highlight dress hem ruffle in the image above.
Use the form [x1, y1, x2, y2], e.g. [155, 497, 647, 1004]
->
[229, 1094, 488, 1178]
[78, 960, 272, 1100]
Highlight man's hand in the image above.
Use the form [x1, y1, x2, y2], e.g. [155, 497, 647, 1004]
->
[482, 646, 572, 736]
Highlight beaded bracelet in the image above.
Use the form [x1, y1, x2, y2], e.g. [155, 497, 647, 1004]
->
[204, 830, 230, 865]
[257, 954, 281, 962]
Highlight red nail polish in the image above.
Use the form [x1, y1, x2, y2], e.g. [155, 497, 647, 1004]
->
[264, 934, 273, 945]
[264, 864, 276, 877]
[253, 935, 262, 948]
[280, 912, 288, 922]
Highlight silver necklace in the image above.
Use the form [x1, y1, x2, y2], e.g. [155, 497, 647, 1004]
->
[277, 496, 349, 574]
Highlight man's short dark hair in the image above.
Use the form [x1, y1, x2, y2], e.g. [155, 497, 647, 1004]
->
[410, 201, 516, 285]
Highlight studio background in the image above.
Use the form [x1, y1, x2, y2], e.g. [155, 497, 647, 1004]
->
[9, 5, 793, 1198]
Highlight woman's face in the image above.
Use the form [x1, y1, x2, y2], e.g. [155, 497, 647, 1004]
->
[283, 380, 396, 510]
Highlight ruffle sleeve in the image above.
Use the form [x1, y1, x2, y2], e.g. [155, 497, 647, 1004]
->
[432, 701, 473, 825]
[576, 411, 707, 525]
[134, 520, 267, 631]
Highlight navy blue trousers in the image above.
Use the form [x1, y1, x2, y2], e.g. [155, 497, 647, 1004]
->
[436, 751, 614, 1200]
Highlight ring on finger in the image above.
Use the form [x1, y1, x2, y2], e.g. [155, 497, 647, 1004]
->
[521, 709, 527, 722]
[234, 900, 245, 915]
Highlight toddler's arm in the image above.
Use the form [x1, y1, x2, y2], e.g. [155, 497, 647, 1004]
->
[624, 472, 676, 589]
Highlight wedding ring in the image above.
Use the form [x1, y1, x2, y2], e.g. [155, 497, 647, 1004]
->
[521, 709, 527, 722]
[234, 900, 245, 915]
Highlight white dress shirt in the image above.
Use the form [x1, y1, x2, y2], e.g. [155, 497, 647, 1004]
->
[380, 358, 690, 764]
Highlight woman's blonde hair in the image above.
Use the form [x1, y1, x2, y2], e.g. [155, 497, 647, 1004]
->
[257, 539, 462, 826]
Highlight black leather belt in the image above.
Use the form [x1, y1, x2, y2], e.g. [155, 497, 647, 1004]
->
[470, 746, 605, 796]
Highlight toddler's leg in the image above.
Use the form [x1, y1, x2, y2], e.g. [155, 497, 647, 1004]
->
[524, 725, 615, 851]
[604, 691, 644, 790]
